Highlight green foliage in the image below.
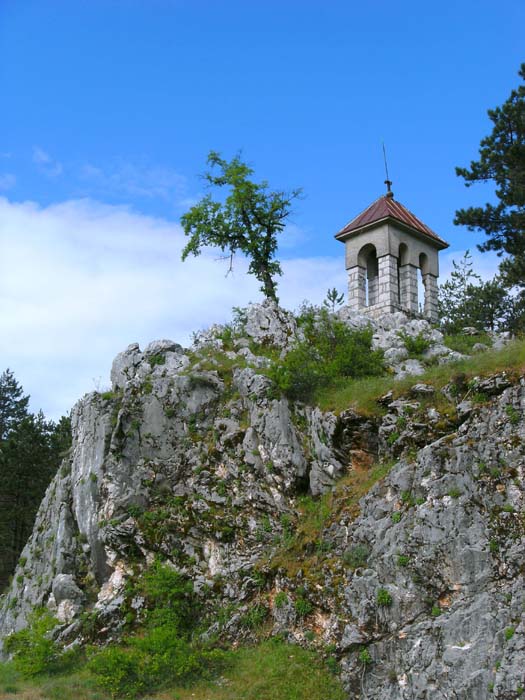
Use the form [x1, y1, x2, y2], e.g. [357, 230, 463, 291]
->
[397, 554, 410, 567]
[240, 603, 268, 630]
[0, 639, 347, 700]
[455, 64, 525, 290]
[0, 369, 71, 589]
[358, 647, 373, 666]
[505, 626, 515, 641]
[323, 287, 344, 312]
[391, 512, 402, 523]
[4, 608, 64, 677]
[343, 543, 370, 569]
[386, 430, 400, 446]
[448, 487, 462, 499]
[443, 332, 492, 354]
[316, 336, 525, 416]
[400, 332, 431, 358]
[274, 591, 288, 609]
[505, 405, 521, 425]
[148, 353, 166, 367]
[88, 628, 223, 698]
[431, 605, 442, 617]
[137, 559, 196, 632]
[294, 595, 313, 618]
[376, 588, 393, 607]
[268, 308, 384, 402]
[0, 661, 21, 694]
[181, 151, 301, 301]
[88, 560, 227, 697]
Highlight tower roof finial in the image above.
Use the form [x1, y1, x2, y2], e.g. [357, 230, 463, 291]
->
[382, 142, 394, 198]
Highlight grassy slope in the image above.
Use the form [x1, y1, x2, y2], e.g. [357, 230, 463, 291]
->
[316, 337, 525, 416]
[0, 641, 345, 700]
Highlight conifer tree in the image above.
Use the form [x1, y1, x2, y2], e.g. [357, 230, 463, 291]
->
[455, 64, 525, 287]
[0, 371, 71, 589]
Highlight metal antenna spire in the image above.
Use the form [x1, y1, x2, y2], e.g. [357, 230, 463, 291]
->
[382, 142, 393, 198]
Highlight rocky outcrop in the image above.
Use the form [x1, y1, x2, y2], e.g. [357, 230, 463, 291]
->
[0, 301, 522, 700]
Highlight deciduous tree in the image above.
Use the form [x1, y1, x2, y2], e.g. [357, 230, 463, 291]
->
[181, 152, 301, 302]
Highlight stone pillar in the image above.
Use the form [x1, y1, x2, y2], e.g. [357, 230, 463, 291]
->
[399, 264, 418, 315]
[367, 257, 379, 306]
[348, 265, 366, 312]
[377, 254, 399, 311]
[423, 273, 439, 323]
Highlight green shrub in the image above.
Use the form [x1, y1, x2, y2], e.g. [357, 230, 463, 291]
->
[399, 332, 431, 358]
[89, 559, 227, 697]
[274, 591, 288, 609]
[4, 609, 63, 677]
[240, 603, 268, 630]
[294, 596, 313, 618]
[443, 332, 491, 354]
[343, 544, 370, 569]
[397, 554, 410, 567]
[505, 405, 521, 425]
[505, 626, 515, 641]
[138, 559, 196, 633]
[431, 605, 442, 617]
[358, 647, 373, 665]
[88, 646, 146, 698]
[391, 512, 402, 523]
[268, 309, 384, 402]
[148, 353, 166, 367]
[376, 588, 393, 607]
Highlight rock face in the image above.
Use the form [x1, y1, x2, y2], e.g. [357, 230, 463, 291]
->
[0, 301, 523, 700]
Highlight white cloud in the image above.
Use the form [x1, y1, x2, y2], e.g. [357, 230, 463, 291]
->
[0, 173, 16, 190]
[0, 196, 344, 420]
[32, 147, 63, 177]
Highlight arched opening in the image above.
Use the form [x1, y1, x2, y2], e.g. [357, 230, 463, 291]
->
[397, 243, 409, 307]
[358, 244, 378, 307]
[419, 252, 429, 315]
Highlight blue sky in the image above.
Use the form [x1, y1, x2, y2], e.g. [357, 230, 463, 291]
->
[0, 0, 523, 418]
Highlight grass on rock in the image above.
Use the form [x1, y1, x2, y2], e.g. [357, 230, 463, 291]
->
[0, 640, 345, 700]
[316, 337, 525, 416]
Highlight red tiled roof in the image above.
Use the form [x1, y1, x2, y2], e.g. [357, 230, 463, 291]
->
[335, 194, 449, 248]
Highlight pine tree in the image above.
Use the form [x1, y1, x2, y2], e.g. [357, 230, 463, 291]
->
[455, 64, 525, 287]
[0, 371, 71, 589]
[0, 369, 30, 440]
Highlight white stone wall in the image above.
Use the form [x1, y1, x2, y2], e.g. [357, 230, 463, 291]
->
[423, 273, 439, 323]
[348, 265, 366, 312]
[399, 264, 419, 314]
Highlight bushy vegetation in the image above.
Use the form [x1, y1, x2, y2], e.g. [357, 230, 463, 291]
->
[316, 336, 525, 416]
[0, 559, 346, 699]
[400, 331, 431, 358]
[4, 608, 69, 677]
[0, 370, 71, 591]
[268, 307, 384, 402]
[0, 637, 346, 700]
[87, 561, 225, 697]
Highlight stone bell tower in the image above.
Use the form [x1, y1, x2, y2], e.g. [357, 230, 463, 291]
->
[335, 182, 449, 323]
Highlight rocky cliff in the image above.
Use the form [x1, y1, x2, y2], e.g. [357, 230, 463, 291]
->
[0, 302, 523, 699]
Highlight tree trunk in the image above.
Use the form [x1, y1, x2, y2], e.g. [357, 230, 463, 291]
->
[261, 271, 278, 302]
